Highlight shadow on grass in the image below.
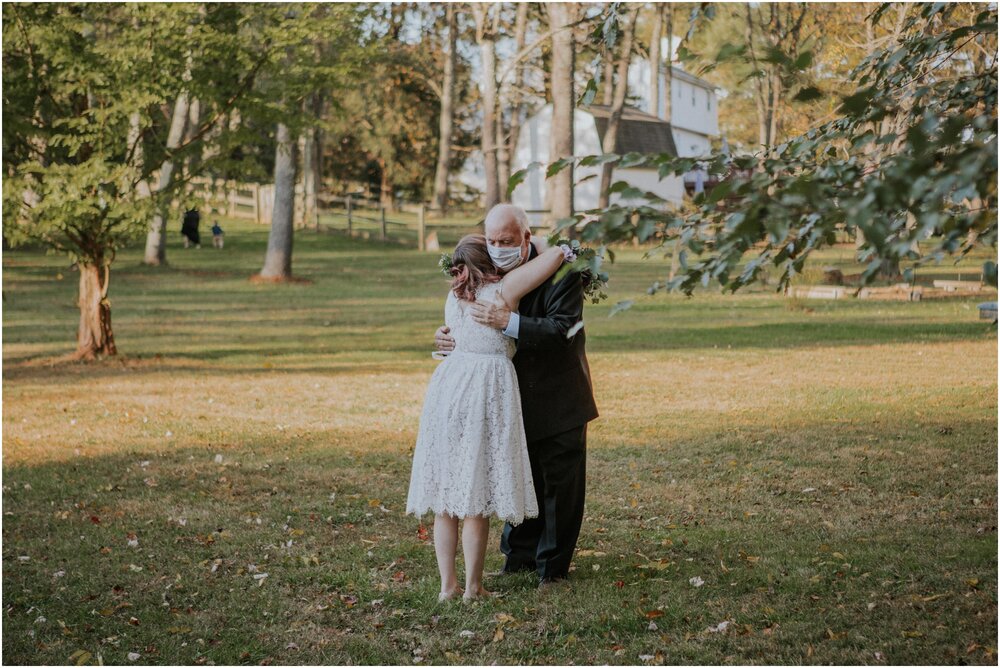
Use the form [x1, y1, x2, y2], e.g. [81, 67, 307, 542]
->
[2, 415, 996, 665]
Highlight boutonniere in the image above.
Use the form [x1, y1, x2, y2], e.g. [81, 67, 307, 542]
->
[548, 236, 610, 304]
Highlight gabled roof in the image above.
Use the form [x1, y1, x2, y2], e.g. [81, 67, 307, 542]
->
[586, 104, 679, 157]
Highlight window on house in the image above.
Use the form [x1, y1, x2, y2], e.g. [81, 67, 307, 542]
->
[692, 87, 696, 106]
[707, 95, 712, 111]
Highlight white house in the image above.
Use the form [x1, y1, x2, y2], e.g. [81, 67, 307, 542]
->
[509, 103, 685, 226]
[628, 61, 720, 157]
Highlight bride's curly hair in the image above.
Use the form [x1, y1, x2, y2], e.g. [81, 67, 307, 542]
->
[450, 234, 501, 302]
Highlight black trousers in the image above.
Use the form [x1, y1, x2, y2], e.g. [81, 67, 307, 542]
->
[500, 423, 587, 580]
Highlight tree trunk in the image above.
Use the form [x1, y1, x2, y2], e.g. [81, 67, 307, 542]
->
[664, 5, 672, 124]
[546, 2, 577, 227]
[505, 2, 529, 202]
[182, 96, 201, 179]
[143, 91, 189, 265]
[302, 126, 317, 230]
[474, 4, 500, 210]
[602, 55, 614, 105]
[259, 122, 297, 280]
[75, 262, 116, 359]
[127, 112, 152, 199]
[432, 4, 457, 214]
[378, 157, 394, 211]
[497, 107, 510, 203]
[649, 3, 664, 118]
[599, 7, 639, 208]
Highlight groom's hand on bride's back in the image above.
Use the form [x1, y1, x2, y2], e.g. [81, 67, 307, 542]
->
[435, 325, 455, 352]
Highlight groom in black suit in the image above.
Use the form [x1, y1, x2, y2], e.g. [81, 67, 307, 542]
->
[434, 204, 599, 588]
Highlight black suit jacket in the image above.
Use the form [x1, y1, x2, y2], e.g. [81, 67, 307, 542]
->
[512, 244, 599, 441]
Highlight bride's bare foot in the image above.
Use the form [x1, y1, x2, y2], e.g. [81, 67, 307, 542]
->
[462, 585, 493, 601]
[438, 587, 463, 602]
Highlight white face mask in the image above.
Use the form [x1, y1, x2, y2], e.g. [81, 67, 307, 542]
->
[487, 242, 524, 270]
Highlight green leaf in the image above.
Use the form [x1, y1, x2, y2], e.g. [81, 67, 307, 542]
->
[546, 158, 574, 179]
[506, 163, 540, 197]
[579, 153, 620, 167]
[715, 42, 746, 62]
[577, 78, 598, 106]
[793, 86, 823, 103]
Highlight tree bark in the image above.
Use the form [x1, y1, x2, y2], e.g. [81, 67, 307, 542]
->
[127, 112, 152, 199]
[302, 127, 317, 229]
[649, 3, 664, 118]
[143, 90, 189, 265]
[75, 262, 116, 359]
[546, 2, 577, 227]
[432, 4, 457, 214]
[378, 157, 394, 211]
[259, 122, 297, 280]
[473, 4, 500, 211]
[602, 54, 614, 105]
[182, 96, 201, 179]
[664, 5, 673, 123]
[599, 7, 639, 208]
[504, 1, 530, 203]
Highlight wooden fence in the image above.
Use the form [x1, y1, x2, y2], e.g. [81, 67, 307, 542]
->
[179, 177, 484, 250]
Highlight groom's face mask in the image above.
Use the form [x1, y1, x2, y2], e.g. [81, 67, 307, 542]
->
[486, 230, 528, 271]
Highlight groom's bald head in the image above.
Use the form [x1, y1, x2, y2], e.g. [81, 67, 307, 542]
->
[484, 204, 531, 266]
[484, 203, 527, 232]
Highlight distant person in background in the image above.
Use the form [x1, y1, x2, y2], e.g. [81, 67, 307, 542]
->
[181, 209, 201, 249]
[211, 221, 224, 249]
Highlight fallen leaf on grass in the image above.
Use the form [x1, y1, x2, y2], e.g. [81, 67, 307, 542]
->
[689, 576, 705, 587]
[706, 620, 731, 633]
[459, 630, 475, 638]
[493, 627, 504, 642]
[644, 610, 664, 619]
[68, 650, 92, 665]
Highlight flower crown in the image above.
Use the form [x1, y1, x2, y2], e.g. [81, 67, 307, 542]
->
[438, 252, 455, 277]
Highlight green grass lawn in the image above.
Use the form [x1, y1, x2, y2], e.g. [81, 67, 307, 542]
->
[3, 218, 997, 665]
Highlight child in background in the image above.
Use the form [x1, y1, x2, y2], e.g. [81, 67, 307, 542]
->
[211, 221, 224, 249]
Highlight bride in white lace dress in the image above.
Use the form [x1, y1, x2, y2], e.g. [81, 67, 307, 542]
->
[406, 234, 567, 601]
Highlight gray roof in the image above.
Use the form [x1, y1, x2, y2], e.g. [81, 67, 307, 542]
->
[586, 104, 678, 158]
